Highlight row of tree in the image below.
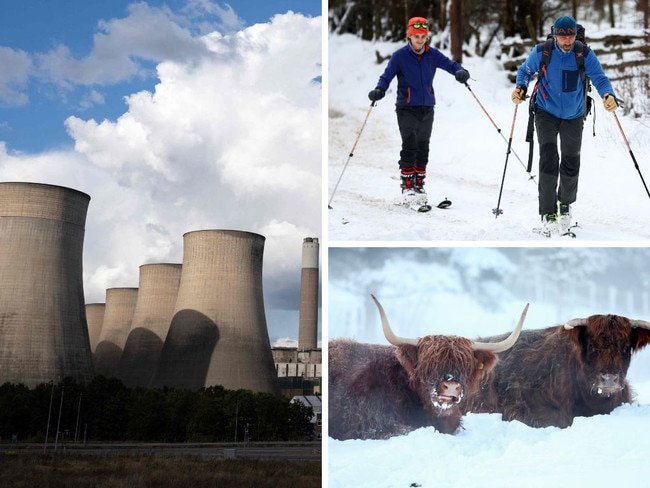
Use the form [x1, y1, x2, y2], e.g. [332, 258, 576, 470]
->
[0, 377, 316, 444]
[329, 0, 647, 60]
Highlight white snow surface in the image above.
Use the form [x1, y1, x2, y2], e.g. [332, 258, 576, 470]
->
[327, 33, 650, 241]
[328, 390, 650, 488]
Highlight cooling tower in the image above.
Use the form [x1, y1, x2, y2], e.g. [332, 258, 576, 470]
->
[154, 230, 279, 393]
[85, 303, 106, 352]
[118, 263, 182, 387]
[93, 287, 138, 378]
[0, 182, 94, 387]
[298, 237, 319, 350]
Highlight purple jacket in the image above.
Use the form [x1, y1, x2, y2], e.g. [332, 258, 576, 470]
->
[376, 44, 464, 107]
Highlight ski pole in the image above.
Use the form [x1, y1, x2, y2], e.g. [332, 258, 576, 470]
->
[612, 112, 650, 201]
[328, 101, 377, 209]
[493, 104, 519, 218]
[464, 82, 536, 184]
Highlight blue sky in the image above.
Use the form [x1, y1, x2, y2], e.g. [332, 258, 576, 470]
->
[0, 1, 322, 343]
[0, 0, 321, 152]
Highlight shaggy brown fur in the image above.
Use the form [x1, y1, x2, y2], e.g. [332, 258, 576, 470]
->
[464, 315, 650, 428]
[328, 336, 497, 440]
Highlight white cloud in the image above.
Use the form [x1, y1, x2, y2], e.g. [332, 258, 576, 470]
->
[0, 11, 321, 340]
[180, 0, 244, 34]
[0, 47, 32, 106]
[35, 3, 211, 87]
[78, 89, 106, 111]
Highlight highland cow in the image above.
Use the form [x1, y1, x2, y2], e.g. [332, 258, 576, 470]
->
[328, 295, 529, 439]
[464, 314, 650, 428]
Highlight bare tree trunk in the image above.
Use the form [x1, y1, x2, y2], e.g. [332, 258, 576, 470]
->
[440, 0, 447, 31]
[450, 0, 463, 62]
[609, 0, 616, 27]
[405, 0, 411, 29]
[504, 0, 515, 37]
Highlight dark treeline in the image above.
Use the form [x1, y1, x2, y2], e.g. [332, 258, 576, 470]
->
[329, 0, 640, 52]
[0, 377, 315, 444]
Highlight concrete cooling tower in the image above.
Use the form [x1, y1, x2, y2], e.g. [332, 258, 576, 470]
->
[118, 263, 182, 387]
[298, 237, 319, 350]
[0, 182, 94, 387]
[154, 230, 279, 393]
[85, 303, 106, 352]
[93, 287, 138, 378]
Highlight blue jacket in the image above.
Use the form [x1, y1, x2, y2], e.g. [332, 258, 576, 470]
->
[516, 41, 615, 120]
[376, 44, 464, 107]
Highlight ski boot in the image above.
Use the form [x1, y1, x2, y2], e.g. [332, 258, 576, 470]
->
[557, 202, 572, 234]
[400, 168, 417, 204]
[541, 212, 560, 237]
[414, 167, 428, 204]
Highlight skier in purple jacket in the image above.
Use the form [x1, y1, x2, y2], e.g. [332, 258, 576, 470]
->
[368, 17, 470, 206]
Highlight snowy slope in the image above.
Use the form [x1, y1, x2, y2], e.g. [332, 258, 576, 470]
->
[327, 34, 650, 241]
[328, 396, 650, 488]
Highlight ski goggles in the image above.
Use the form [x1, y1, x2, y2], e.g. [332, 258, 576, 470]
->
[409, 22, 429, 29]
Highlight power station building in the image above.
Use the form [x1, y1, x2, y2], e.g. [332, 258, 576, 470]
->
[93, 287, 138, 378]
[85, 303, 106, 352]
[0, 182, 94, 387]
[0, 180, 320, 396]
[119, 263, 182, 387]
[272, 237, 322, 397]
[154, 230, 279, 393]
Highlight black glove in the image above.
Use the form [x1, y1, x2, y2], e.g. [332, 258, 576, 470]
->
[368, 88, 385, 101]
[454, 69, 470, 84]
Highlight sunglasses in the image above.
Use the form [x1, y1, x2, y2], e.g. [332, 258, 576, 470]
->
[410, 22, 429, 29]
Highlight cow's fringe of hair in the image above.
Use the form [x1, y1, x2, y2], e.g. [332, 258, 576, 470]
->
[412, 335, 480, 386]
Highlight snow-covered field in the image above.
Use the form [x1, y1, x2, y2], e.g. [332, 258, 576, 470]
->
[328, 388, 650, 488]
[327, 31, 650, 241]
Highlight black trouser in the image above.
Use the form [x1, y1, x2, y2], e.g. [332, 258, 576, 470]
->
[396, 106, 434, 171]
[535, 109, 584, 215]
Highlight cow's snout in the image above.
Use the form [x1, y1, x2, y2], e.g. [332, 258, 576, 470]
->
[440, 380, 462, 399]
[430, 379, 464, 411]
[594, 372, 623, 396]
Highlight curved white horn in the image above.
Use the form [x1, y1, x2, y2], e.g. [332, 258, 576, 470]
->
[471, 303, 529, 352]
[631, 319, 650, 330]
[371, 294, 419, 347]
[563, 318, 588, 330]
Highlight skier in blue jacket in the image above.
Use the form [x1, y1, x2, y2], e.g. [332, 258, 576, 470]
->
[512, 15, 618, 235]
[368, 17, 470, 206]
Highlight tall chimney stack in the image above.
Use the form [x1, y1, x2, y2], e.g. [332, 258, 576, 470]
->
[298, 237, 319, 350]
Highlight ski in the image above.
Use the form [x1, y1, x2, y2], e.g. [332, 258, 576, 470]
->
[396, 198, 452, 213]
[437, 197, 452, 209]
[532, 222, 580, 238]
[409, 203, 432, 212]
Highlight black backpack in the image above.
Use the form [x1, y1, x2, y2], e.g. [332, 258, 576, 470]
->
[525, 24, 593, 171]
